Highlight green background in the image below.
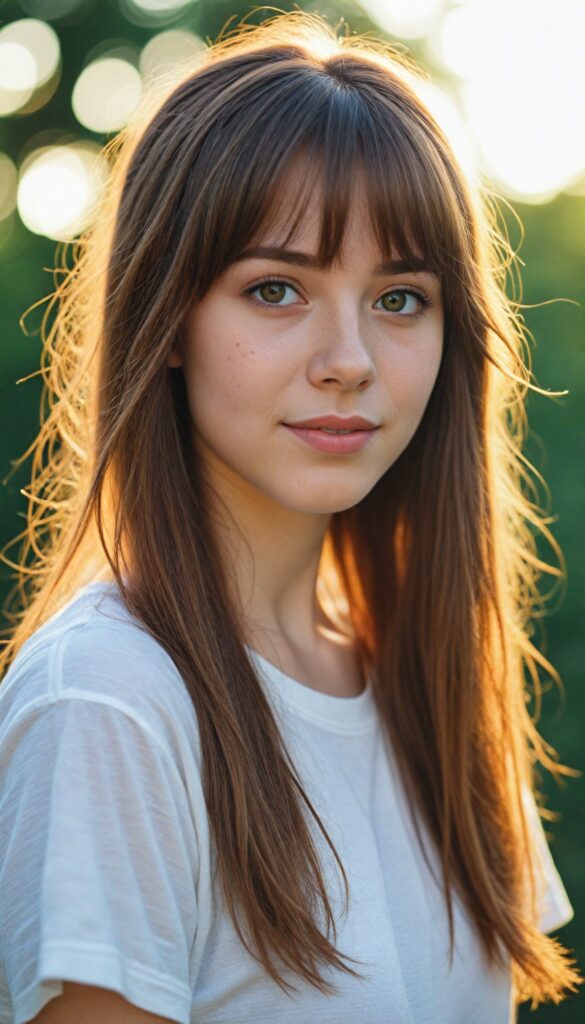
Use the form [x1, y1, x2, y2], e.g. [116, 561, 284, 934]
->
[1, 1, 583, 1019]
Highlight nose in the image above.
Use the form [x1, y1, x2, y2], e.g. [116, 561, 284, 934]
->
[308, 311, 377, 391]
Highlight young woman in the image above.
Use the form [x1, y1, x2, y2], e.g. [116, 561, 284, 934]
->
[0, 10, 580, 1024]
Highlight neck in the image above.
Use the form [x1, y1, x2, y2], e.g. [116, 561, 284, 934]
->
[201, 444, 333, 653]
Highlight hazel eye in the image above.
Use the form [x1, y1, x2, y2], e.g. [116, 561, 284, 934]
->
[376, 288, 431, 317]
[246, 278, 299, 306]
[244, 278, 433, 317]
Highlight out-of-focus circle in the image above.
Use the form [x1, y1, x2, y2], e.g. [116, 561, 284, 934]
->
[18, 128, 79, 167]
[72, 58, 142, 133]
[437, 5, 472, 79]
[0, 19, 61, 116]
[437, 0, 585, 202]
[0, 43, 37, 91]
[0, 43, 37, 114]
[83, 38, 141, 69]
[17, 141, 109, 240]
[140, 29, 205, 80]
[361, 0, 444, 40]
[0, 154, 18, 220]
[416, 79, 478, 184]
[119, 0, 196, 29]
[0, 19, 61, 87]
[133, 0, 193, 11]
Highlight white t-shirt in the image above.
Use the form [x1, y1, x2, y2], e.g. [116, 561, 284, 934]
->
[0, 581, 574, 1024]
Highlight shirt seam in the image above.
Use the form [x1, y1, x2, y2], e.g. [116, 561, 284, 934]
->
[4, 692, 190, 801]
[0, 609, 99, 701]
[2, 590, 151, 700]
[39, 611, 192, 795]
[251, 656, 379, 735]
[273, 703, 378, 734]
[39, 938, 191, 997]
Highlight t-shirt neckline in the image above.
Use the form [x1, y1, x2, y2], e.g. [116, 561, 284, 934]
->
[245, 645, 378, 734]
[82, 582, 378, 734]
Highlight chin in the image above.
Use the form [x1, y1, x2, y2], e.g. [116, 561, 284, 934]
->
[276, 485, 374, 516]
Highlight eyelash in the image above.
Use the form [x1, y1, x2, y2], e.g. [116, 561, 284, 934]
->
[243, 275, 433, 319]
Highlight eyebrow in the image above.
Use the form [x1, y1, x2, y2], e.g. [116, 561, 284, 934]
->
[234, 245, 438, 277]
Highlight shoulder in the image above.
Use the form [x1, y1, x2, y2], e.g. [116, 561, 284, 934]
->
[0, 581, 201, 766]
[0, 584, 205, 1024]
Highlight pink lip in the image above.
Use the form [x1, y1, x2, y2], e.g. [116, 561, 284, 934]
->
[286, 414, 378, 430]
[283, 424, 378, 454]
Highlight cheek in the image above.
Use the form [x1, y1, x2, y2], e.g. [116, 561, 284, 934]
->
[384, 339, 443, 421]
[182, 318, 277, 433]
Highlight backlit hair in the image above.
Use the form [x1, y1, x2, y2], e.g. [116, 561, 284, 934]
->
[1, 8, 581, 1008]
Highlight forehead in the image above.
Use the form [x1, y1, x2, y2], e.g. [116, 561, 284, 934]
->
[243, 162, 400, 266]
[261, 154, 365, 231]
[242, 161, 429, 273]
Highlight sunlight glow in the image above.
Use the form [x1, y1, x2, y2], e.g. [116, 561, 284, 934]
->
[362, 0, 445, 40]
[0, 44, 37, 114]
[131, 0, 193, 12]
[437, 0, 585, 201]
[119, 0, 196, 28]
[72, 58, 142, 133]
[0, 19, 60, 115]
[140, 29, 205, 80]
[17, 142, 108, 240]
[416, 79, 478, 183]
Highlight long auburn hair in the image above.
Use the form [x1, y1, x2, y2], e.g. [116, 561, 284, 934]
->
[0, 8, 581, 1009]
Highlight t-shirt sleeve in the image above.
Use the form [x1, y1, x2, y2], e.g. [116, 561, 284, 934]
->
[0, 695, 199, 1024]
[522, 784, 575, 934]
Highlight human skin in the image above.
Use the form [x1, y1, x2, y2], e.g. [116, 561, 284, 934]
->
[167, 172, 444, 679]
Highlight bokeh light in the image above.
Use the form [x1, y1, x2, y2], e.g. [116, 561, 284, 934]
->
[0, 0, 583, 238]
[140, 29, 206, 81]
[131, 0, 193, 11]
[437, 0, 585, 202]
[17, 141, 109, 240]
[416, 79, 478, 183]
[72, 57, 142, 133]
[0, 44, 37, 115]
[0, 19, 61, 116]
[362, 0, 445, 40]
[119, 0, 197, 29]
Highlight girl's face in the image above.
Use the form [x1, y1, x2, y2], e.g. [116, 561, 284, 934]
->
[169, 180, 444, 516]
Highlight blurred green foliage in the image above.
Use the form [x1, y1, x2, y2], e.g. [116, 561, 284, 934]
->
[0, 0, 583, 1019]
[510, 193, 584, 1023]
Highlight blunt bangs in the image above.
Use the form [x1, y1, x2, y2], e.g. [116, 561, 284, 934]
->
[191, 56, 468, 299]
